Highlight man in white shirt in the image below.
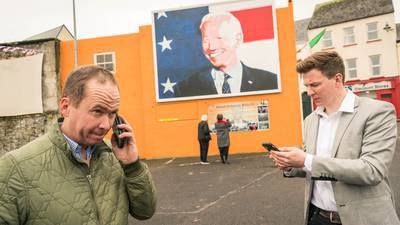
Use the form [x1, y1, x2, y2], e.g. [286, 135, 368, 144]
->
[173, 11, 278, 97]
[270, 51, 400, 225]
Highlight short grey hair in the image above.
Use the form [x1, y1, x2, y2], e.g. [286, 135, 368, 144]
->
[63, 65, 117, 107]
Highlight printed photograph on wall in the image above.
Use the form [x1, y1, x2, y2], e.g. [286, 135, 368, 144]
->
[152, 0, 281, 102]
[207, 100, 269, 132]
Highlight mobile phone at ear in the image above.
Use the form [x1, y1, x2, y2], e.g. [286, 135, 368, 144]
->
[262, 142, 280, 152]
[112, 114, 127, 148]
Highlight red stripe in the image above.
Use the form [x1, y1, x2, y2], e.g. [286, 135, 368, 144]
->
[231, 6, 274, 43]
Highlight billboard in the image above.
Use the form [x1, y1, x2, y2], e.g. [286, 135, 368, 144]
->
[153, 0, 281, 102]
[208, 100, 269, 132]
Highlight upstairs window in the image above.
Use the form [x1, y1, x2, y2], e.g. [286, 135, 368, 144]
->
[322, 31, 333, 48]
[346, 58, 357, 79]
[367, 22, 378, 40]
[343, 27, 355, 45]
[94, 52, 116, 72]
[369, 54, 381, 76]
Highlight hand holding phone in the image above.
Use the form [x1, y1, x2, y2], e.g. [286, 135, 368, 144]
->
[262, 142, 280, 152]
[112, 114, 127, 148]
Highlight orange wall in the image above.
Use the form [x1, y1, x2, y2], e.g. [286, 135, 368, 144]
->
[60, 34, 149, 156]
[60, 3, 302, 159]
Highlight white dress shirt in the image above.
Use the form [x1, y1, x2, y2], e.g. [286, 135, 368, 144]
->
[303, 90, 355, 211]
[211, 62, 243, 94]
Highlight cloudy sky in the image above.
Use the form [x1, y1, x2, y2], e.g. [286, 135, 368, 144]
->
[0, 0, 399, 43]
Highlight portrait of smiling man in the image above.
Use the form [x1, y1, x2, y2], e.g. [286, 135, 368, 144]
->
[173, 11, 278, 97]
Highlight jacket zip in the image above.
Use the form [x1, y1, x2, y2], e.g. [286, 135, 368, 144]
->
[84, 162, 102, 225]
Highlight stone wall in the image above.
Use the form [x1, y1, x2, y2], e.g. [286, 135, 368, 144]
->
[0, 113, 58, 155]
[0, 40, 61, 155]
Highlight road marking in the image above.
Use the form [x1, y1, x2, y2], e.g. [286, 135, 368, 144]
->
[165, 158, 175, 164]
[178, 162, 202, 166]
[177, 154, 267, 167]
[156, 168, 279, 215]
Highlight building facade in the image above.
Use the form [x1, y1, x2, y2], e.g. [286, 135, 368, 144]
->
[59, 3, 303, 159]
[0, 40, 61, 155]
[307, 0, 400, 118]
[0, 25, 73, 155]
[2, 4, 304, 159]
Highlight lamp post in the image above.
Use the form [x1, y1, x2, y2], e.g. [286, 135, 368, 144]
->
[72, 0, 78, 69]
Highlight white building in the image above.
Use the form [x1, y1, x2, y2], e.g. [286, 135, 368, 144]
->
[305, 0, 400, 118]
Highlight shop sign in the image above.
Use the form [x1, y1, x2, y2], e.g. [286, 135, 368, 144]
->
[347, 81, 392, 92]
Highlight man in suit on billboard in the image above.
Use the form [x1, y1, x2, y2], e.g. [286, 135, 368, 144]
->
[269, 51, 400, 225]
[174, 11, 278, 97]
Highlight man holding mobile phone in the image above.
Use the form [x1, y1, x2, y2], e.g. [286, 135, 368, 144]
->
[0, 66, 156, 224]
[270, 51, 400, 225]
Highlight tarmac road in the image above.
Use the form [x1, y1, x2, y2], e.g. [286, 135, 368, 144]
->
[132, 135, 400, 225]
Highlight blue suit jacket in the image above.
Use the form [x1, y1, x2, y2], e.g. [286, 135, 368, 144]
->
[173, 63, 278, 97]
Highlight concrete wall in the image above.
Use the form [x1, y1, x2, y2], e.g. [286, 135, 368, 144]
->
[0, 40, 61, 155]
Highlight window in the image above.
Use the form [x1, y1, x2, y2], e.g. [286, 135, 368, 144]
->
[343, 27, 355, 45]
[346, 58, 357, 79]
[367, 22, 378, 40]
[94, 52, 116, 72]
[369, 55, 381, 76]
[322, 31, 332, 48]
[381, 93, 392, 99]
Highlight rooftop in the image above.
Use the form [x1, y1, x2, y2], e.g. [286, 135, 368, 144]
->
[308, 0, 394, 29]
[24, 25, 74, 42]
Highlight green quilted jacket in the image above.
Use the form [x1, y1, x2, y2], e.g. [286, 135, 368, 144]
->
[0, 122, 156, 225]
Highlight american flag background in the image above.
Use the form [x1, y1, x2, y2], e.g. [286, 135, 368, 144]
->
[153, 0, 280, 102]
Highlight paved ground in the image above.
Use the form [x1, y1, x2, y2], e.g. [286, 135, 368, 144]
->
[131, 137, 400, 225]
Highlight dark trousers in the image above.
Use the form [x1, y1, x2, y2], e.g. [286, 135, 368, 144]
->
[218, 146, 229, 163]
[199, 140, 209, 162]
[308, 204, 341, 225]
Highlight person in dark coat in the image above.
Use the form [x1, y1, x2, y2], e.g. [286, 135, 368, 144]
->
[198, 114, 211, 164]
[214, 114, 232, 164]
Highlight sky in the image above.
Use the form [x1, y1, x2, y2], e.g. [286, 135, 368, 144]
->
[0, 0, 399, 43]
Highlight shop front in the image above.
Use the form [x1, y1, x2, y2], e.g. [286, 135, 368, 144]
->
[345, 76, 400, 119]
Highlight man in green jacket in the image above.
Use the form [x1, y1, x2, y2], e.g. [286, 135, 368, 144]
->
[0, 66, 156, 225]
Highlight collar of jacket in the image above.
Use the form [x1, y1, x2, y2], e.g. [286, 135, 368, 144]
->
[48, 117, 111, 163]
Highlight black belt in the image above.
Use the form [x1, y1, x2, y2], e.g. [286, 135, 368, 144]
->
[311, 204, 342, 224]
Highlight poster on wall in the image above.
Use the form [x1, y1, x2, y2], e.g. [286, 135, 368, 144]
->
[207, 100, 269, 132]
[152, 0, 281, 102]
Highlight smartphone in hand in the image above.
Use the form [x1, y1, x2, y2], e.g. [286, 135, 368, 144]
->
[112, 114, 127, 148]
[262, 142, 280, 152]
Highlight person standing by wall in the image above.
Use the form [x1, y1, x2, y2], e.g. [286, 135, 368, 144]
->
[215, 114, 232, 164]
[198, 114, 211, 164]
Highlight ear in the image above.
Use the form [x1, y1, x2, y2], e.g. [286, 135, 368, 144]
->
[59, 97, 71, 117]
[335, 73, 344, 85]
[235, 33, 243, 47]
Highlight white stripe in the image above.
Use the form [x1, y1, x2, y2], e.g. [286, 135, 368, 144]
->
[0, 54, 44, 116]
[239, 40, 280, 74]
